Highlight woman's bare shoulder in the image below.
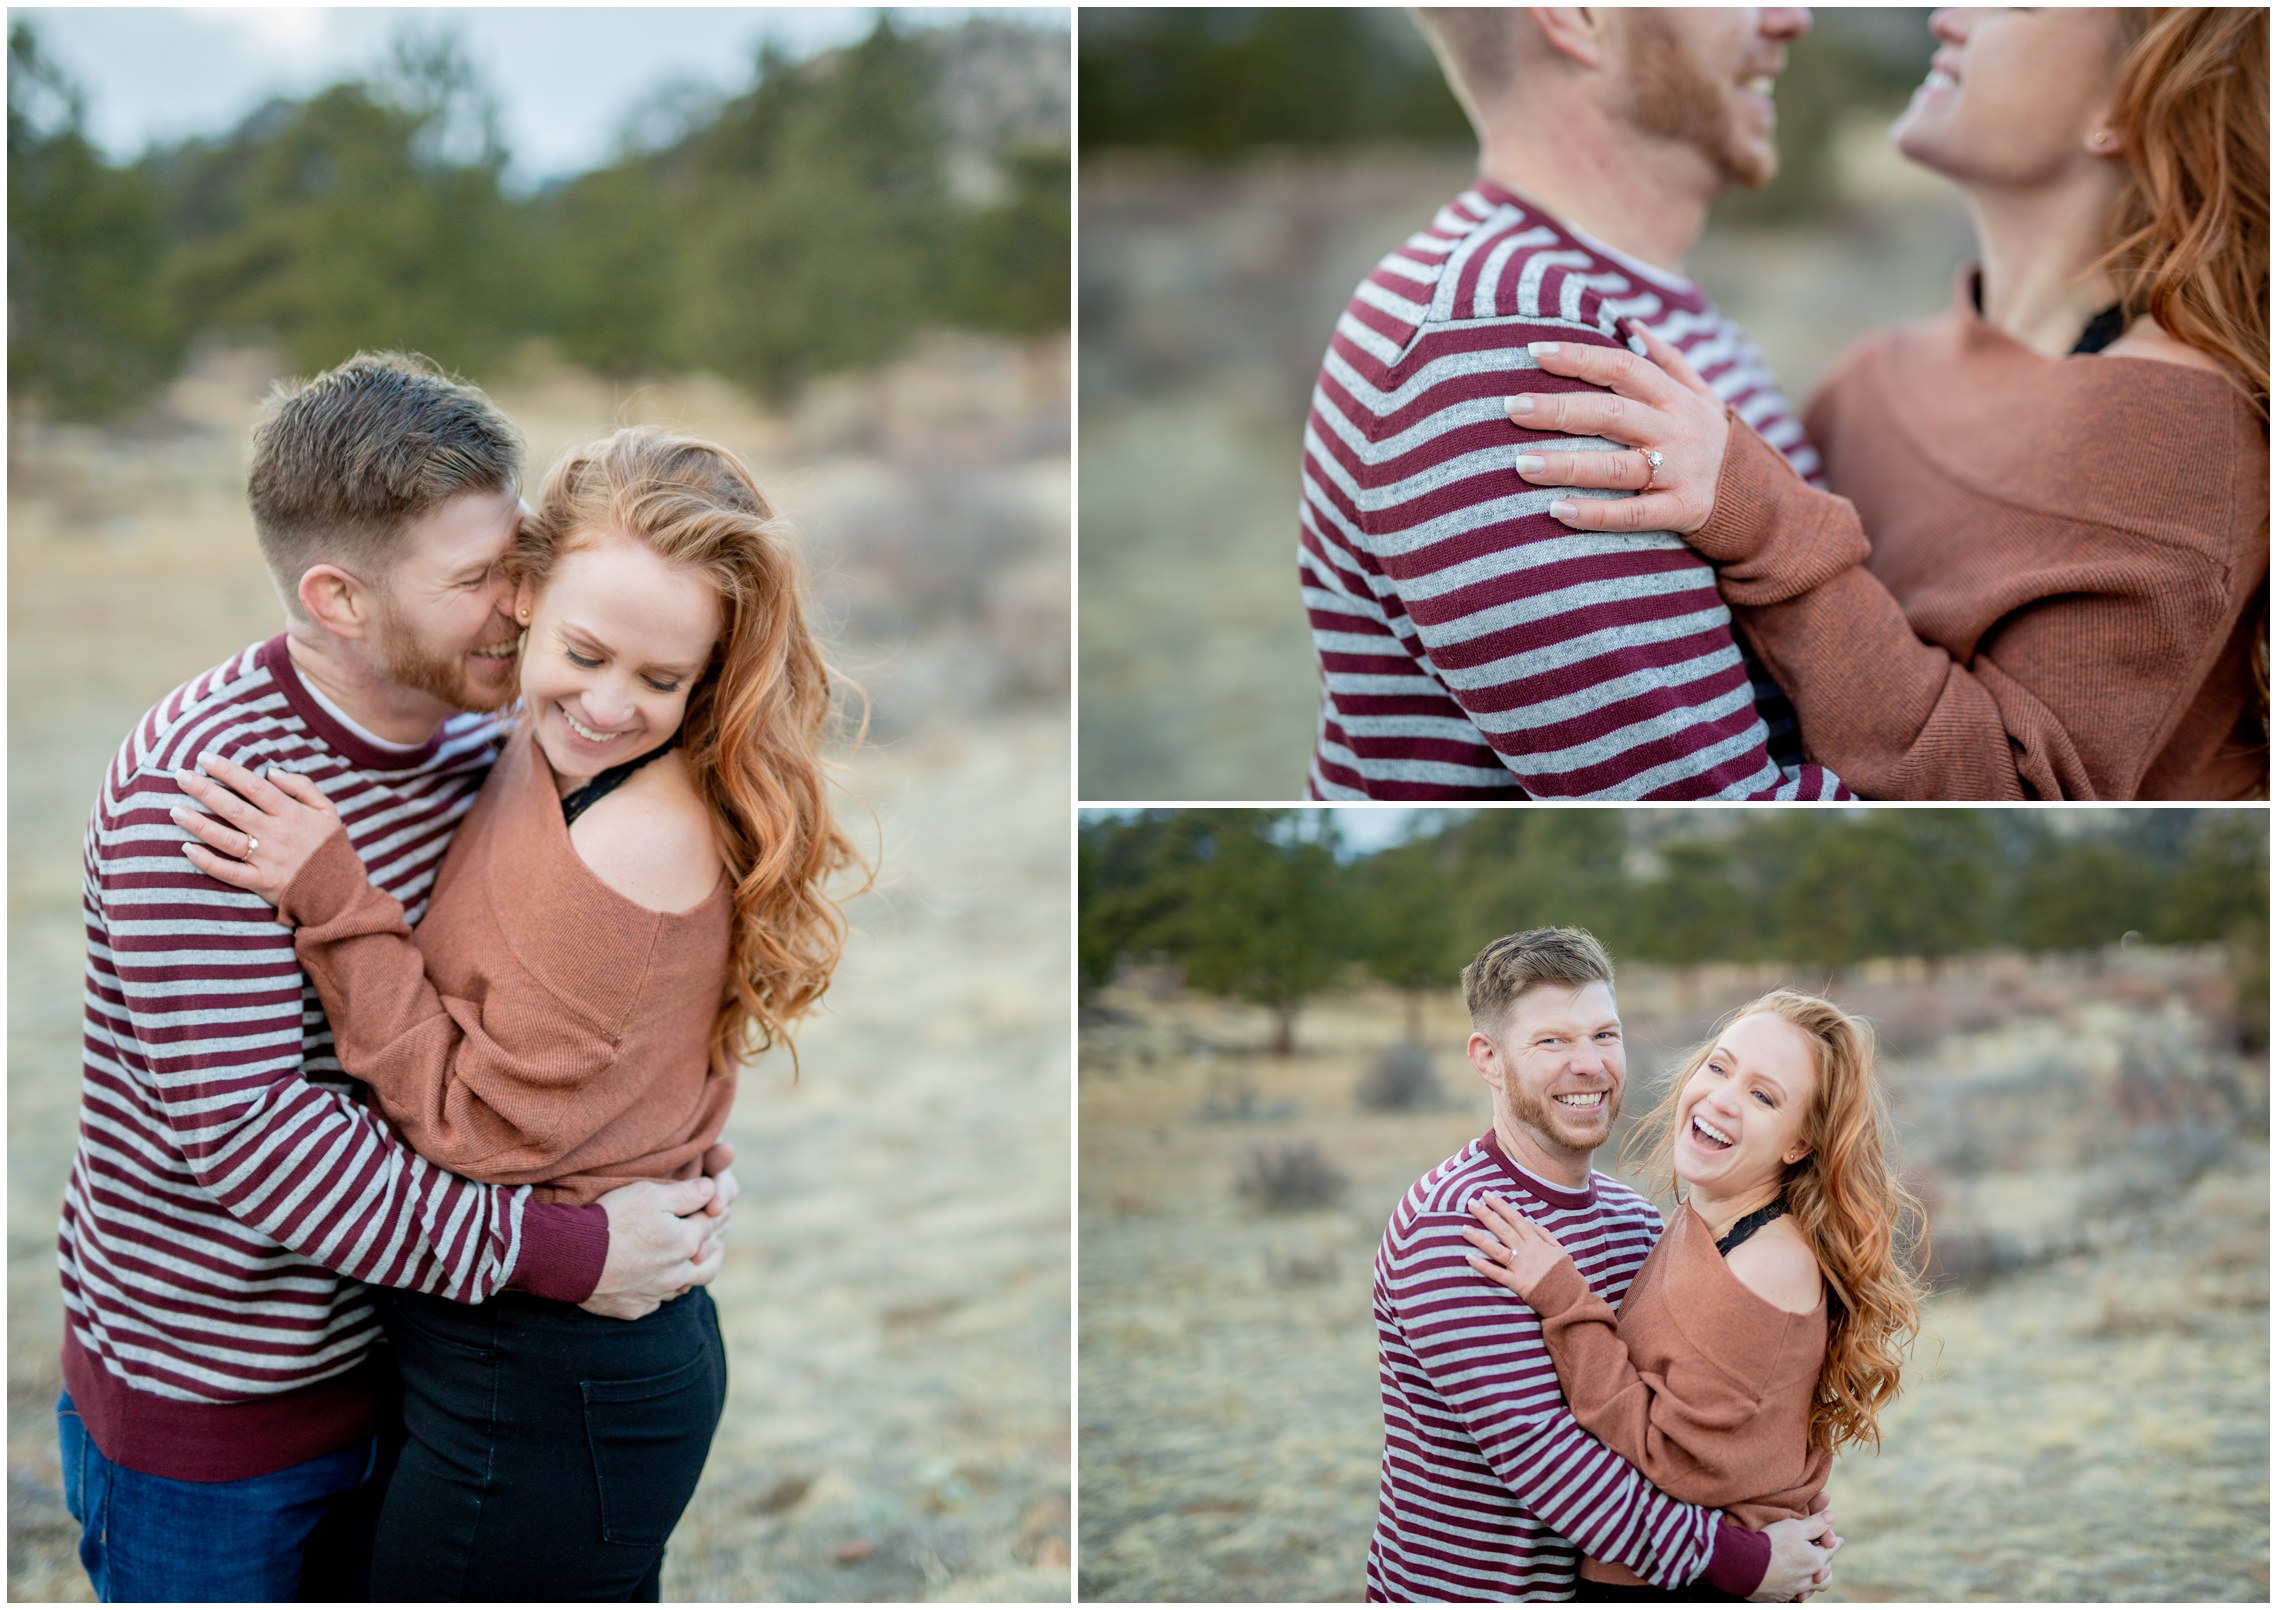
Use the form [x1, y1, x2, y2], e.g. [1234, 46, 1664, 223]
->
[567, 751, 724, 915]
[2102, 318, 2233, 377]
[1723, 1217, 1825, 1316]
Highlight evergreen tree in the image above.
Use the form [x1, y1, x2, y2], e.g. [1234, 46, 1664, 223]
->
[8, 24, 184, 417]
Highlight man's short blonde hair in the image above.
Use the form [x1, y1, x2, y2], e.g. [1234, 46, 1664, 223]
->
[247, 351, 521, 609]
[1462, 926, 1615, 1037]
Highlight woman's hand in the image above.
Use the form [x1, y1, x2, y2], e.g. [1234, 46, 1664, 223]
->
[1505, 321, 1729, 537]
[1462, 1191, 1573, 1302]
[172, 751, 345, 913]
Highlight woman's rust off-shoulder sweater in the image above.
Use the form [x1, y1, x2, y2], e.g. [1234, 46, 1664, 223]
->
[1526, 1200, 1831, 1591]
[277, 727, 734, 1207]
[1694, 271, 2269, 799]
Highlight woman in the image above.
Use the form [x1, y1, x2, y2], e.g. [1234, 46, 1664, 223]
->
[174, 425, 862, 1599]
[1463, 992, 1925, 1601]
[1505, 8, 2268, 799]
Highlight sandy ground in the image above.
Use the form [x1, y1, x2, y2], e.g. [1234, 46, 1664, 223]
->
[6, 344, 1072, 1601]
[1076, 133, 1976, 800]
[1075, 962, 2270, 1602]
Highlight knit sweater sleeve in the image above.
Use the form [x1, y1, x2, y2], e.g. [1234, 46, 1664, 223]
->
[277, 825, 636, 1184]
[93, 762, 601, 1304]
[1384, 1210, 1769, 1596]
[1693, 417, 2236, 799]
[1527, 1256, 1771, 1509]
[1318, 315, 1849, 800]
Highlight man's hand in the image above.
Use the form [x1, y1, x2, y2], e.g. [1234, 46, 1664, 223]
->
[580, 1175, 717, 1320]
[1752, 1511, 1840, 1603]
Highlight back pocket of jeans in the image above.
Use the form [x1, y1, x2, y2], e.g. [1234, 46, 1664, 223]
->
[580, 1347, 723, 1549]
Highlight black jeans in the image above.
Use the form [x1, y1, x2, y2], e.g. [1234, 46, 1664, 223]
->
[1574, 1576, 1740, 1602]
[371, 1286, 727, 1602]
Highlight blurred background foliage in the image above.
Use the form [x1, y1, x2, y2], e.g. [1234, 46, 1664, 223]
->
[8, 13, 1069, 419]
[1080, 808, 2271, 1054]
[1078, 7, 1930, 221]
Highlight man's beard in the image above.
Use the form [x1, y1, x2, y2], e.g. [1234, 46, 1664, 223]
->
[375, 601, 518, 715]
[1622, 14, 1777, 190]
[1502, 1070, 1621, 1154]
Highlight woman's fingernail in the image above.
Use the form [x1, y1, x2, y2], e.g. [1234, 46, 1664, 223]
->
[1515, 453, 1546, 474]
[1550, 500, 1578, 519]
[1528, 342, 1560, 357]
[1508, 396, 1535, 417]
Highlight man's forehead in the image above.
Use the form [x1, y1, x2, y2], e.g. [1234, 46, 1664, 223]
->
[1507, 979, 1620, 1033]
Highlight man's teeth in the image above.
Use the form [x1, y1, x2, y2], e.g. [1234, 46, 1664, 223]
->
[1554, 1092, 1604, 1108]
[1693, 1116, 1735, 1148]
[470, 643, 514, 660]
[1745, 76, 1775, 97]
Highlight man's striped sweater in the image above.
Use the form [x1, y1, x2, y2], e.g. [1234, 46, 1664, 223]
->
[58, 635, 607, 1482]
[1301, 180, 1850, 800]
[1366, 1132, 1770, 1602]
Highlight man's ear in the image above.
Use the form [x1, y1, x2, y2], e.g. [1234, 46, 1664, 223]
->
[298, 564, 377, 641]
[1530, 7, 1609, 71]
[1466, 1031, 1504, 1091]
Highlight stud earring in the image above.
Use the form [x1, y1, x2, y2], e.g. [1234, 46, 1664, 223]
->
[517, 607, 529, 623]
[2088, 129, 2112, 149]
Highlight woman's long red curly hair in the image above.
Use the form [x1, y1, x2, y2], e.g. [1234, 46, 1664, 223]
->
[1623, 991, 1927, 1454]
[2093, 8, 2269, 422]
[2092, 9, 2270, 746]
[510, 425, 866, 1077]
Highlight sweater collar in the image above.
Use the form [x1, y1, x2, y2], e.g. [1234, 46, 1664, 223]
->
[1479, 1128, 1597, 1211]
[257, 633, 445, 773]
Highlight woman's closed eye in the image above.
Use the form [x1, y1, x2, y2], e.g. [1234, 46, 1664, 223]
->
[567, 646, 680, 692]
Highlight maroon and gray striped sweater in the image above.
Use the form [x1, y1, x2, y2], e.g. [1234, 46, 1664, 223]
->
[58, 635, 607, 1483]
[1368, 1132, 1770, 1602]
[1301, 180, 1849, 801]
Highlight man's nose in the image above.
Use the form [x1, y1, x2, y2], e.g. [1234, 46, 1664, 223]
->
[1762, 8, 1811, 41]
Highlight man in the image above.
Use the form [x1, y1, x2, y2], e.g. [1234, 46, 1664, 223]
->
[56, 352, 731, 1601]
[1369, 927, 1838, 1602]
[1301, 8, 1849, 800]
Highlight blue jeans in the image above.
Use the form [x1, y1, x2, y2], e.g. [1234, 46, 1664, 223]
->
[55, 1392, 390, 1602]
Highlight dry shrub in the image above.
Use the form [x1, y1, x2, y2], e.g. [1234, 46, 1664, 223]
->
[1924, 1227, 2026, 1291]
[1355, 1043, 1443, 1112]
[1237, 1141, 1348, 1214]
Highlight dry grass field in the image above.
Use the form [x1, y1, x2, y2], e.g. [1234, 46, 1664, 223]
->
[1076, 128, 1976, 800]
[7, 339, 1071, 1601]
[1077, 955, 2270, 1602]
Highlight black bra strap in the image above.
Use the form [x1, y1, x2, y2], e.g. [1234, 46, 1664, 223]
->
[2071, 304, 2127, 356]
[560, 732, 681, 826]
[1715, 1195, 1788, 1258]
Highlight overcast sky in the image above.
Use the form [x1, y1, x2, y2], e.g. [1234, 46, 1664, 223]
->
[15, 7, 1069, 189]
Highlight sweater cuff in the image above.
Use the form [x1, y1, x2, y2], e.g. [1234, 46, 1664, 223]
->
[1525, 1251, 1594, 1320]
[1703, 1516, 1772, 1598]
[275, 826, 372, 929]
[509, 1200, 608, 1303]
[1693, 409, 1794, 564]
[1696, 419, 1870, 605]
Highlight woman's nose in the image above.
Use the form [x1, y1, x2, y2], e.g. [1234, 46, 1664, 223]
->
[1928, 9, 1965, 44]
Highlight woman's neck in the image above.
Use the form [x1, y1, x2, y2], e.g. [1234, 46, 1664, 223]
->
[1686, 1175, 1785, 1242]
[1960, 173, 2125, 359]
